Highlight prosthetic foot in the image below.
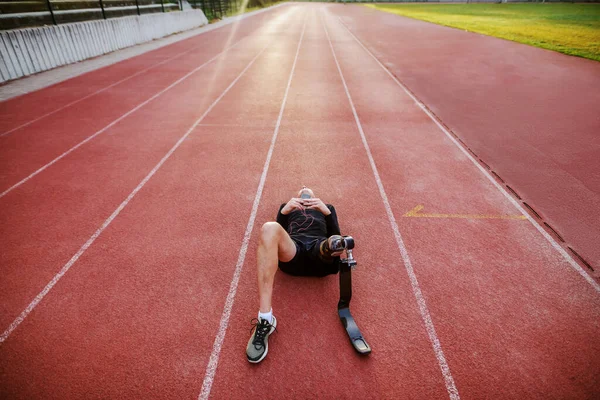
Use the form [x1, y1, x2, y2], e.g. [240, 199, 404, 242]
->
[337, 236, 371, 355]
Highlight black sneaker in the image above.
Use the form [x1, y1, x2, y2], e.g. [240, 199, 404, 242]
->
[246, 316, 277, 363]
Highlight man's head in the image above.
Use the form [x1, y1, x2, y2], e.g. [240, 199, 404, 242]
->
[298, 186, 314, 199]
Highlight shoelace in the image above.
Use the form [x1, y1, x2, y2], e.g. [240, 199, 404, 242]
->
[249, 318, 277, 351]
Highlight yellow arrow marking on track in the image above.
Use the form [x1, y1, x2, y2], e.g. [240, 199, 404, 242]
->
[403, 205, 527, 220]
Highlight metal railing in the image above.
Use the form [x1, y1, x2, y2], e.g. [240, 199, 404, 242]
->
[0, 0, 181, 29]
[0, 0, 278, 30]
[189, 0, 234, 20]
[188, 0, 271, 21]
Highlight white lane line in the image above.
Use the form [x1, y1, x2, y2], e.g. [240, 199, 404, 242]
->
[1, 42, 209, 138]
[198, 12, 307, 400]
[336, 16, 600, 294]
[322, 12, 461, 400]
[0, 3, 290, 103]
[0, 36, 249, 200]
[0, 37, 273, 345]
[0, 3, 294, 137]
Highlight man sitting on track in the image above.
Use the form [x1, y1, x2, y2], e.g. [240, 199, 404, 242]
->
[246, 186, 344, 363]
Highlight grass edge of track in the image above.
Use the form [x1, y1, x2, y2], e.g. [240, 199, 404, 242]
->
[364, 3, 600, 62]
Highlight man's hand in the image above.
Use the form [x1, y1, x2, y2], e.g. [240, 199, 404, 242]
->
[281, 198, 306, 215]
[302, 198, 331, 216]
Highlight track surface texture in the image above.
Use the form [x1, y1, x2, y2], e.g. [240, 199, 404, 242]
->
[335, 5, 600, 272]
[1, 3, 599, 399]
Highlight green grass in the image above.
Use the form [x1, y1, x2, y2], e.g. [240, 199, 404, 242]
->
[364, 3, 600, 61]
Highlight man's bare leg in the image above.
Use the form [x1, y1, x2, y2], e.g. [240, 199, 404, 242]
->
[257, 222, 296, 313]
[247, 222, 296, 363]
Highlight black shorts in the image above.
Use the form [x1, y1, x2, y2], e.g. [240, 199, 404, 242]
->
[278, 238, 339, 277]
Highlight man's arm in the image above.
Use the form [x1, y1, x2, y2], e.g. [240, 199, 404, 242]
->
[325, 204, 341, 236]
[276, 203, 289, 231]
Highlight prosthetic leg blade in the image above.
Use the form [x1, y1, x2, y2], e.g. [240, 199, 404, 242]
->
[338, 307, 371, 354]
[338, 249, 371, 355]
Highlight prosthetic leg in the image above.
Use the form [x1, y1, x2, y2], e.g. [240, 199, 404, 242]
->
[336, 236, 372, 355]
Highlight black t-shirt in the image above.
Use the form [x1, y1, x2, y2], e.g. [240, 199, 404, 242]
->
[276, 203, 341, 245]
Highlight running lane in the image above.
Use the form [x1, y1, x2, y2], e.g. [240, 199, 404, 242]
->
[0, 7, 298, 333]
[0, 6, 286, 135]
[0, 7, 308, 398]
[324, 7, 600, 398]
[2, 3, 598, 399]
[0, 6, 291, 193]
[329, 4, 600, 272]
[206, 6, 452, 399]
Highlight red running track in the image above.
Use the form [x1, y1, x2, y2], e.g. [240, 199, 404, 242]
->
[1, 3, 599, 399]
[333, 5, 600, 272]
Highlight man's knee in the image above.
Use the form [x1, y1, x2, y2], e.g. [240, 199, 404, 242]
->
[260, 222, 283, 244]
